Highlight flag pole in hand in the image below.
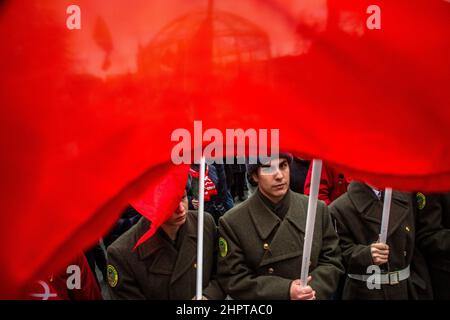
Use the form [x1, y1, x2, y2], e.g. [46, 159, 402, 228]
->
[300, 159, 322, 288]
[196, 156, 206, 300]
[379, 188, 393, 244]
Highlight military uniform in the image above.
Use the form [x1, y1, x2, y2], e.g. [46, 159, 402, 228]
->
[330, 182, 431, 299]
[217, 190, 344, 300]
[106, 211, 224, 299]
[415, 192, 450, 299]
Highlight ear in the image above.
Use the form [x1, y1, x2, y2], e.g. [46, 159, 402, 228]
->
[252, 171, 259, 183]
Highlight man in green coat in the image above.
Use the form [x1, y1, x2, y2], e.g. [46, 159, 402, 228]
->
[107, 178, 224, 300]
[415, 192, 450, 299]
[217, 154, 344, 300]
[330, 181, 432, 299]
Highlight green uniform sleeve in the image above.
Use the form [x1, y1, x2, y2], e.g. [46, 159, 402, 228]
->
[203, 215, 226, 300]
[106, 245, 146, 300]
[329, 204, 374, 275]
[309, 203, 345, 300]
[203, 280, 226, 300]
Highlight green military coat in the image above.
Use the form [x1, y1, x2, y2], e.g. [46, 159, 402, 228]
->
[415, 192, 450, 299]
[107, 211, 224, 300]
[330, 182, 430, 300]
[217, 190, 344, 300]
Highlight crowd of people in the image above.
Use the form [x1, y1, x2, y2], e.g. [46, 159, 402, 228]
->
[37, 155, 449, 300]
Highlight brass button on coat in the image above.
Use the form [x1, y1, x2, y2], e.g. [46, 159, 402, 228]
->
[268, 268, 274, 274]
[263, 243, 269, 250]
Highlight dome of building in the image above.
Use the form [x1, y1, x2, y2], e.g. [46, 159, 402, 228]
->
[137, 7, 271, 91]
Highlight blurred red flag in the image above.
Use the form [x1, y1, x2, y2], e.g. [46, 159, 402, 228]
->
[0, 0, 449, 298]
[93, 16, 113, 70]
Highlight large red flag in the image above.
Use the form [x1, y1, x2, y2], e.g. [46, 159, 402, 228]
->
[0, 0, 449, 298]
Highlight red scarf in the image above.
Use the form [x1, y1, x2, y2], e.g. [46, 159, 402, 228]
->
[189, 166, 218, 202]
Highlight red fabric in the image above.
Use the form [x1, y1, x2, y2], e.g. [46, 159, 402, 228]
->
[130, 165, 189, 248]
[0, 0, 449, 298]
[26, 255, 102, 300]
[304, 163, 351, 205]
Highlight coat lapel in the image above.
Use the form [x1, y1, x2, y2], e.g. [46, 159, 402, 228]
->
[170, 212, 197, 285]
[253, 191, 307, 268]
[348, 181, 381, 225]
[348, 182, 410, 239]
[136, 218, 178, 276]
[248, 191, 282, 240]
[285, 193, 307, 235]
[136, 218, 173, 261]
[387, 191, 410, 238]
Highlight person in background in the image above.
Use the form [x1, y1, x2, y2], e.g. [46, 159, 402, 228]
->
[103, 206, 141, 248]
[304, 163, 350, 205]
[289, 157, 310, 194]
[228, 162, 247, 202]
[415, 192, 450, 299]
[189, 163, 233, 224]
[106, 176, 225, 300]
[85, 241, 107, 286]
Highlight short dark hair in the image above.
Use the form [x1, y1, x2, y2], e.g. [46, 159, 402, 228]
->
[246, 152, 293, 177]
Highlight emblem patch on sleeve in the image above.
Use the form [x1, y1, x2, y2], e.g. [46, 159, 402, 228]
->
[416, 192, 426, 210]
[218, 237, 228, 257]
[107, 264, 119, 288]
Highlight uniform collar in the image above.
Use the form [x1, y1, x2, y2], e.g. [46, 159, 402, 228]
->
[348, 182, 379, 213]
[347, 181, 411, 238]
[372, 188, 382, 200]
[348, 181, 409, 214]
[257, 188, 290, 220]
[248, 189, 306, 240]
[135, 218, 165, 260]
[136, 212, 197, 261]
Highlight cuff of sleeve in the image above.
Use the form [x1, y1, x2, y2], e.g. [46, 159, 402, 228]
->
[203, 281, 226, 300]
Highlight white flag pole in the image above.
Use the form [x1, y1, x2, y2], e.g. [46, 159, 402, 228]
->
[196, 156, 206, 300]
[300, 159, 322, 288]
[379, 188, 393, 244]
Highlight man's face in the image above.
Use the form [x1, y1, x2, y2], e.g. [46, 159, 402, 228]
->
[253, 158, 290, 203]
[164, 191, 188, 227]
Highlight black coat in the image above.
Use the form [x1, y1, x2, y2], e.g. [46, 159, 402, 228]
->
[330, 182, 431, 299]
[415, 192, 450, 299]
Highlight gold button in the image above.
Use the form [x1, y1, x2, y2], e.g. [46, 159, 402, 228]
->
[268, 268, 274, 274]
[405, 226, 410, 232]
[194, 263, 197, 269]
[263, 243, 269, 250]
